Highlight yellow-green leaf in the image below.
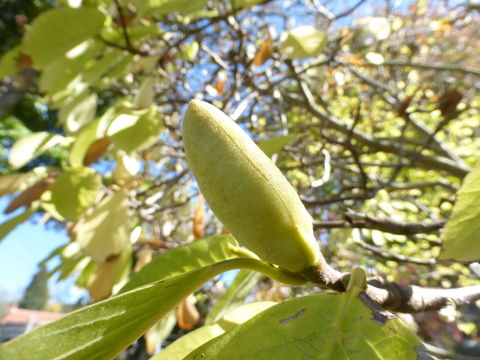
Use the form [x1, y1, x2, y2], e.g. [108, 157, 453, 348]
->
[22, 7, 105, 68]
[185, 269, 427, 360]
[0, 45, 21, 80]
[279, 26, 328, 59]
[76, 191, 130, 263]
[154, 302, 276, 360]
[439, 162, 480, 261]
[50, 167, 101, 221]
[257, 135, 297, 157]
[9, 132, 65, 170]
[108, 107, 162, 153]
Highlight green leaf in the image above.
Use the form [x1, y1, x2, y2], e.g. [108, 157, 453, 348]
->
[120, 234, 239, 293]
[0, 45, 21, 80]
[50, 167, 101, 221]
[0, 258, 291, 360]
[279, 26, 328, 59]
[107, 107, 163, 153]
[0, 172, 36, 197]
[76, 191, 131, 263]
[133, 76, 155, 109]
[257, 135, 297, 157]
[185, 269, 427, 360]
[59, 92, 97, 134]
[205, 269, 261, 324]
[154, 302, 276, 360]
[0, 208, 33, 243]
[136, 0, 208, 17]
[8, 132, 65, 170]
[38, 40, 99, 96]
[22, 7, 105, 68]
[439, 162, 480, 261]
[183, 41, 199, 61]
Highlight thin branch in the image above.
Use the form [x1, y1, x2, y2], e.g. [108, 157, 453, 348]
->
[113, 0, 146, 55]
[313, 215, 446, 235]
[280, 66, 470, 178]
[352, 236, 437, 266]
[365, 59, 480, 77]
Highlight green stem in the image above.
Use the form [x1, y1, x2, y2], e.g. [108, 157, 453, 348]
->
[214, 258, 308, 286]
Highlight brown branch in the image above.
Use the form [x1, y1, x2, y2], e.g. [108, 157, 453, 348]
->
[352, 237, 437, 266]
[305, 260, 480, 313]
[112, 0, 144, 55]
[313, 215, 446, 235]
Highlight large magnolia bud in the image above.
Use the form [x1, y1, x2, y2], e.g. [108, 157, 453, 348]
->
[182, 100, 321, 273]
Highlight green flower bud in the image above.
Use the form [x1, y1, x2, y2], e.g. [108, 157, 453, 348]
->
[182, 100, 321, 273]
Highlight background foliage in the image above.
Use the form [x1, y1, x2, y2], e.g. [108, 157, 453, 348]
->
[0, 0, 479, 358]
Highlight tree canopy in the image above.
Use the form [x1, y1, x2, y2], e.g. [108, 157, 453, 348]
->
[0, 0, 480, 359]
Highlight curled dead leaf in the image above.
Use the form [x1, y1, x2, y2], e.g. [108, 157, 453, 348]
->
[252, 35, 273, 66]
[83, 137, 110, 166]
[177, 295, 200, 331]
[5, 177, 53, 214]
[193, 195, 205, 240]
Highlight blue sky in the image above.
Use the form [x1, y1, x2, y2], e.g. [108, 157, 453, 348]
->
[0, 197, 85, 304]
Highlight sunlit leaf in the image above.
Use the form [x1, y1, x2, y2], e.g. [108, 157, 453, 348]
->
[0, 172, 36, 197]
[184, 41, 199, 61]
[154, 302, 276, 360]
[76, 191, 131, 263]
[0, 258, 263, 360]
[59, 92, 97, 134]
[22, 7, 105, 68]
[257, 135, 297, 157]
[50, 167, 101, 221]
[206, 269, 261, 324]
[133, 76, 155, 109]
[185, 269, 427, 360]
[108, 107, 163, 153]
[145, 310, 177, 355]
[120, 234, 239, 293]
[0, 208, 33, 243]
[279, 26, 328, 59]
[9, 132, 65, 170]
[440, 162, 480, 261]
[136, 0, 208, 17]
[0, 45, 21, 80]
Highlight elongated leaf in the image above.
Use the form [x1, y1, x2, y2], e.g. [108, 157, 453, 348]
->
[76, 191, 131, 263]
[38, 40, 99, 95]
[154, 302, 276, 360]
[9, 132, 64, 170]
[22, 7, 105, 68]
[120, 234, 239, 293]
[185, 269, 429, 360]
[257, 135, 297, 157]
[0, 172, 36, 197]
[5, 178, 53, 214]
[206, 269, 261, 324]
[0, 258, 280, 360]
[439, 162, 480, 261]
[279, 26, 328, 59]
[59, 92, 97, 134]
[50, 167, 101, 221]
[0, 208, 33, 243]
[107, 107, 163, 153]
